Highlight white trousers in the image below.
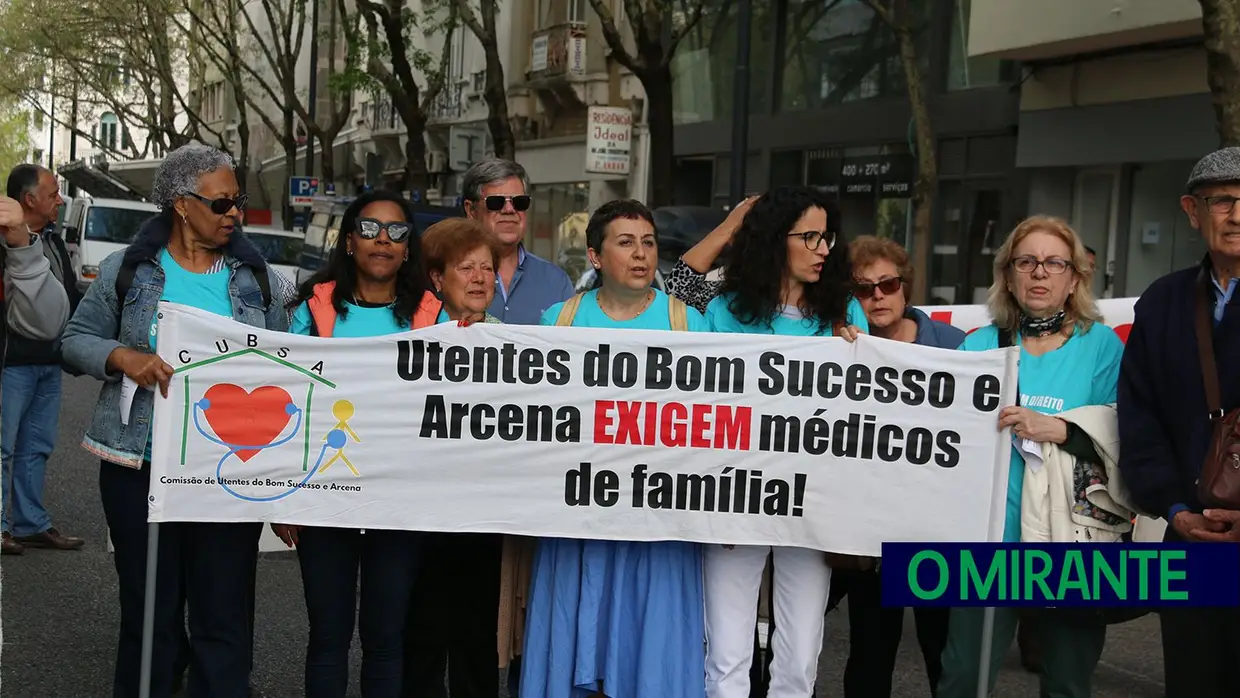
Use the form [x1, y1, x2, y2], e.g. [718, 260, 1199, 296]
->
[703, 544, 832, 698]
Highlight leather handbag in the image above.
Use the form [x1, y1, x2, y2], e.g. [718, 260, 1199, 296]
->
[1193, 270, 1240, 509]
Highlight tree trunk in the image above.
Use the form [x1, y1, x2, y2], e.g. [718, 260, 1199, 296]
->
[898, 24, 937, 305]
[643, 64, 675, 207]
[318, 131, 337, 185]
[1200, 0, 1240, 146]
[483, 45, 514, 160]
[236, 119, 250, 191]
[403, 111, 430, 196]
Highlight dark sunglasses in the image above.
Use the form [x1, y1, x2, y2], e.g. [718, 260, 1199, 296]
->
[480, 195, 531, 212]
[185, 192, 248, 215]
[356, 217, 413, 242]
[854, 276, 904, 299]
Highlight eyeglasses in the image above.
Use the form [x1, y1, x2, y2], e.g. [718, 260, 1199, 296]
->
[185, 192, 248, 215]
[788, 230, 835, 250]
[854, 276, 904, 299]
[480, 195, 531, 212]
[1198, 195, 1240, 215]
[1011, 256, 1072, 275]
[356, 218, 413, 243]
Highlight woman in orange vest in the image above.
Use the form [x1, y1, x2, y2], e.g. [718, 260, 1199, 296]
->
[270, 190, 439, 698]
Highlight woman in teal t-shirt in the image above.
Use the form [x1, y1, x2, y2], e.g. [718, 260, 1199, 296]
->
[520, 200, 708, 698]
[937, 215, 1124, 698]
[274, 190, 440, 698]
[701, 186, 865, 698]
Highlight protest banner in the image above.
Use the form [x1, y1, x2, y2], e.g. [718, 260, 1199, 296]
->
[923, 297, 1137, 342]
[148, 302, 1018, 556]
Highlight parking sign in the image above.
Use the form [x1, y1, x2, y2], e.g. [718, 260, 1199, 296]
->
[289, 177, 319, 207]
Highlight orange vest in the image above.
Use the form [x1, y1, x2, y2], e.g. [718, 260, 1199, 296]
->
[306, 281, 442, 337]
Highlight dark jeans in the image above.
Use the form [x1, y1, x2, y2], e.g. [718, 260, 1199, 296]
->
[838, 568, 949, 698]
[100, 460, 259, 698]
[298, 526, 422, 698]
[402, 532, 502, 698]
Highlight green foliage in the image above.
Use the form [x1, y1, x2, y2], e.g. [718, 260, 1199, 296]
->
[0, 102, 32, 176]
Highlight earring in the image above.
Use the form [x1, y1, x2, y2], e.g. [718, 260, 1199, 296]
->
[347, 248, 353, 256]
[404, 249, 409, 261]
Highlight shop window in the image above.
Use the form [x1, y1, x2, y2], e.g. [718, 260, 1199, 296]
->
[946, 0, 1016, 90]
[928, 182, 1004, 305]
[780, 0, 930, 112]
[528, 182, 591, 283]
[672, 0, 774, 124]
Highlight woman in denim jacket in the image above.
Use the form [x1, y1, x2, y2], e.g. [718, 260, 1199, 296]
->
[61, 143, 294, 698]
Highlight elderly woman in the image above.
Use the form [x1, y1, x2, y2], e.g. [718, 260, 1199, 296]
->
[400, 217, 512, 698]
[270, 190, 438, 698]
[61, 143, 295, 697]
[701, 186, 865, 698]
[518, 199, 708, 698]
[833, 235, 962, 698]
[936, 215, 1124, 698]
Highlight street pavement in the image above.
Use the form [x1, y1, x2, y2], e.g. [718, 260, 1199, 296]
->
[2, 375, 1167, 697]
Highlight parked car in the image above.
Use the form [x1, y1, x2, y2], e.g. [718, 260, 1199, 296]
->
[242, 225, 303, 282]
[61, 197, 160, 292]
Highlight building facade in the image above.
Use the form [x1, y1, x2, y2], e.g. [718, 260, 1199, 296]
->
[670, 0, 1020, 305]
[970, 0, 1214, 299]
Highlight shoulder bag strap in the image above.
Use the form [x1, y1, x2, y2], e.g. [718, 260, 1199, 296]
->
[1195, 270, 1224, 419]
[556, 293, 584, 327]
[668, 295, 688, 332]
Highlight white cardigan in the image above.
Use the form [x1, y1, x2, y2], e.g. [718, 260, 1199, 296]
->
[1020, 405, 1136, 543]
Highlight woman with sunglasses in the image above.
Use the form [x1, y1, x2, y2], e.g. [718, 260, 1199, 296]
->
[61, 143, 296, 697]
[831, 235, 962, 698]
[700, 186, 866, 698]
[270, 190, 442, 698]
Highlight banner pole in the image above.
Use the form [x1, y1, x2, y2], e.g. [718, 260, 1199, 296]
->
[974, 606, 996, 698]
[138, 522, 161, 698]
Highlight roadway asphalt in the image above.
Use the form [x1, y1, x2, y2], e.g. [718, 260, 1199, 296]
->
[1, 375, 1168, 697]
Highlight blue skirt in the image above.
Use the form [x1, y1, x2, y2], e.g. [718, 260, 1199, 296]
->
[518, 537, 706, 698]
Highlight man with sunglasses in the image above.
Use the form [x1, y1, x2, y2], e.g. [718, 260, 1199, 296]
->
[1, 164, 84, 556]
[460, 158, 574, 326]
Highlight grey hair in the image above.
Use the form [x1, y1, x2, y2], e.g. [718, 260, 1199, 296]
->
[150, 143, 235, 211]
[461, 158, 529, 201]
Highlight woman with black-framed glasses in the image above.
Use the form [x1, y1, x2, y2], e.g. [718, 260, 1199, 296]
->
[700, 186, 867, 698]
[271, 190, 443, 698]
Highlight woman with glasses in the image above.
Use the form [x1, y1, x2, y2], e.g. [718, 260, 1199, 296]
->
[833, 235, 962, 698]
[936, 215, 1123, 698]
[700, 186, 866, 698]
[519, 199, 709, 698]
[270, 190, 442, 698]
[61, 143, 296, 697]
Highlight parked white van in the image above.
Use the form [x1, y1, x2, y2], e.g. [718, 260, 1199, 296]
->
[61, 197, 159, 292]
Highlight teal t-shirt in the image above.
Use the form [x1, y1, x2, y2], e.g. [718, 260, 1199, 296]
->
[704, 293, 870, 336]
[146, 249, 234, 460]
[291, 301, 409, 338]
[540, 288, 708, 332]
[960, 323, 1125, 542]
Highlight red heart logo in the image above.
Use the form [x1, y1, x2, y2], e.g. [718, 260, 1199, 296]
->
[202, 384, 294, 462]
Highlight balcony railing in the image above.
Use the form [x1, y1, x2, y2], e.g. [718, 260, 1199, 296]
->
[366, 94, 400, 133]
[428, 83, 465, 121]
[530, 22, 587, 82]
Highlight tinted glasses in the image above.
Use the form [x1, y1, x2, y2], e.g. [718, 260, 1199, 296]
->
[186, 192, 248, 215]
[854, 276, 904, 299]
[356, 217, 413, 243]
[481, 195, 531, 212]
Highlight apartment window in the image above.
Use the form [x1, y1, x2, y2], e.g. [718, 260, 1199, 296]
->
[99, 112, 119, 150]
[33, 111, 44, 130]
[567, 0, 586, 23]
[32, 148, 44, 165]
[946, 0, 1015, 90]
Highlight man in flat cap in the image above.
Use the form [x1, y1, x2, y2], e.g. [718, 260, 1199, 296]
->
[1117, 146, 1240, 697]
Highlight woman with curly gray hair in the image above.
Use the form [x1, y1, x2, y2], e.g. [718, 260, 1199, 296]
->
[62, 142, 294, 698]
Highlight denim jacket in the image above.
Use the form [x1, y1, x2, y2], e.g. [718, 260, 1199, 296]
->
[61, 214, 293, 468]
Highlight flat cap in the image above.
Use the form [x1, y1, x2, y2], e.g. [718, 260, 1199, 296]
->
[1186, 147, 1240, 193]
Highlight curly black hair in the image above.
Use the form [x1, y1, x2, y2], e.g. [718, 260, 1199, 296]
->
[718, 186, 851, 333]
[290, 189, 432, 327]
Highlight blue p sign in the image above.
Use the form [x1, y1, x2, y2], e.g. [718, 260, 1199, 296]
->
[289, 177, 319, 205]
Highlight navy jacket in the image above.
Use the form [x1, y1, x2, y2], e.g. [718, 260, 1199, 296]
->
[908, 307, 967, 350]
[1117, 259, 1240, 519]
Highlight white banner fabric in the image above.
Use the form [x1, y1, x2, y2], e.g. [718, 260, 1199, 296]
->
[922, 297, 1136, 342]
[148, 302, 1018, 556]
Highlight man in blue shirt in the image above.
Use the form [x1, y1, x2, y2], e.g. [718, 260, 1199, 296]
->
[460, 158, 574, 326]
[403, 158, 573, 698]
[1118, 146, 1240, 698]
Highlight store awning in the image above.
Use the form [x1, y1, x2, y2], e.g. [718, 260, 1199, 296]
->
[57, 159, 147, 201]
